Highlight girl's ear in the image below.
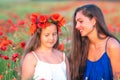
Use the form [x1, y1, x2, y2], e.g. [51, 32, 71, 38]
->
[91, 17, 96, 26]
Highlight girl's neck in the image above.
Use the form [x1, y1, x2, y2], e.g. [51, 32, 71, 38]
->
[36, 47, 54, 54]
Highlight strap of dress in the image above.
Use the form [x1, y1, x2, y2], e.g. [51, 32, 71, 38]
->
[105, 37, 110, 52]
[32, 51, 39, 61]
[63, 52, 66, 61]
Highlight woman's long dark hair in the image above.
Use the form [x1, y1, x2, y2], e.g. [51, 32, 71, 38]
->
[69, 4, 120, 80]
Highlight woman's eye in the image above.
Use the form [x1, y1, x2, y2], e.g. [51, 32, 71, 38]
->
[45, 34, 49, 36]
[79, 21, 83, 23]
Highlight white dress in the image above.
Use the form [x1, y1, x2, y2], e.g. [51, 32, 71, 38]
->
[32, 52, 67, 80]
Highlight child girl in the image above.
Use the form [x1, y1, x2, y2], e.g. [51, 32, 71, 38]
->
[21, 13, 70, 80]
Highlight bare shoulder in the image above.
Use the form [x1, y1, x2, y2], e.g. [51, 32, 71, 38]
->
[23, 52, 35, 60]
[21, 52, 37, 79]
[107, 37, 120, 57]
[22, 52, 37, 66]
[107, 37, 120, 49]
[54, 49, 66, 60]
[54, 49, 65, 55]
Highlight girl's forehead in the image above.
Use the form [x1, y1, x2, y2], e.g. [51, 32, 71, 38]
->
[42, 24, 57, 33]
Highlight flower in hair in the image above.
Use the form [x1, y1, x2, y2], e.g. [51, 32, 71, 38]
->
[30, 13, 66, 35]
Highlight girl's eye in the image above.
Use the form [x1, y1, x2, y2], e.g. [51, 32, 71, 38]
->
[53, 32, 57, 36]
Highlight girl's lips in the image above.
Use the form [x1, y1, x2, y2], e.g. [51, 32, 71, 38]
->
[48, 42, 54, 44]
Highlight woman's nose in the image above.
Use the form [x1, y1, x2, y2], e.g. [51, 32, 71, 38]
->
[76, 23, 81, 30]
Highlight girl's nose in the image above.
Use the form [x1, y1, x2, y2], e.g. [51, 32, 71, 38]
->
[50, 35, 54, 40]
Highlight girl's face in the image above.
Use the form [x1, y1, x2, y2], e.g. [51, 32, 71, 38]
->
[40, 24, 58, 49]
[75, 11, 96, 37]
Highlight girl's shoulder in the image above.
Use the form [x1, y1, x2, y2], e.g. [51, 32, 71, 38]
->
[22, 52, 37, 65]
[54, 49, 65, 55]
[54, 49, 66, 60]
[24, 52, 35, 59]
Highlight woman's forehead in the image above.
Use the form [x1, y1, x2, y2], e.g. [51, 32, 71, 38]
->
[75, 12, 88, 21]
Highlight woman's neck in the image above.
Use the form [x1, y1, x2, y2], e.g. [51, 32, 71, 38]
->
[89, 35, 107, 49]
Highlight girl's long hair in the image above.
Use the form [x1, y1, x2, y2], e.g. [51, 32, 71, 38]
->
[20, 24, 59, 79]
[69, 4, 120, 80]
[24, 28, 41, 56]
[23, 24, 59, 58]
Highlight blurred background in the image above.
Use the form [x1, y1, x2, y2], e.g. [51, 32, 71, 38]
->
[0, 0, 120, 80]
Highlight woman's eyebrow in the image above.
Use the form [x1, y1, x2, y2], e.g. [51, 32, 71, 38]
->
[76, 18, 82, 21]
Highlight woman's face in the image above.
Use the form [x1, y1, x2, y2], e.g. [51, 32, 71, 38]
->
[75, 11, 96, 37]
[40, 24, 58, 49]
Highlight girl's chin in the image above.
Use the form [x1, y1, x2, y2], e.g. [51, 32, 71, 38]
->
[47, 44, 55, 48]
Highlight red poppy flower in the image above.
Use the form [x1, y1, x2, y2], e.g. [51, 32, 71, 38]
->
[0, 46, 7, 51]
[7, 40, 12, 44]
[39, 15, 48, 23]
[0, 75, 3, 80]
[0, 31, 3, 36]
[9, 25, 18, 32]
[20, 41, 26, 48]
[37, 23, 46, 28]
[12, 53, 19, 62]
[30, 13, 39, 24]
[58, 18, 66, 27]
[17, 20, 25, 25]
[51, 13, 63, 22]
[12, 53, 19, 59]
[37, 22, 50, 28]
[30, 13, 66, 35]
[30, 23, 37, 35]
[7, 63, 10, 68]
[2, 55, 9, 60]
[57, 43, 64, 51]
[7, 19, 13, 25]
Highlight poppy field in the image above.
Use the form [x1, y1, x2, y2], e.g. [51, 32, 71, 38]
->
[0, 1, 120, 80]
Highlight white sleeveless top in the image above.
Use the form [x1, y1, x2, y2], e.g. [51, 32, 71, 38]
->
[32, 52, 67, 80]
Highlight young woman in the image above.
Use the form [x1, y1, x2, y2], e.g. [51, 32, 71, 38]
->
[69, 4, 120, 80]
[21, 13, 70, 80]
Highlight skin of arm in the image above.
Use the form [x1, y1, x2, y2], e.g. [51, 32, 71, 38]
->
[21, 53, 36, 80]
[107, 38, 120, 80]
[65, 56, 71, 80]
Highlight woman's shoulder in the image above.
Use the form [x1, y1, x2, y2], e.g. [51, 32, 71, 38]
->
[107, 37, 120, 49]
[107, 37, 120, 56]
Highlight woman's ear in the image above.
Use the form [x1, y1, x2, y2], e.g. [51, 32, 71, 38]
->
[91, 17, 96, 26]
